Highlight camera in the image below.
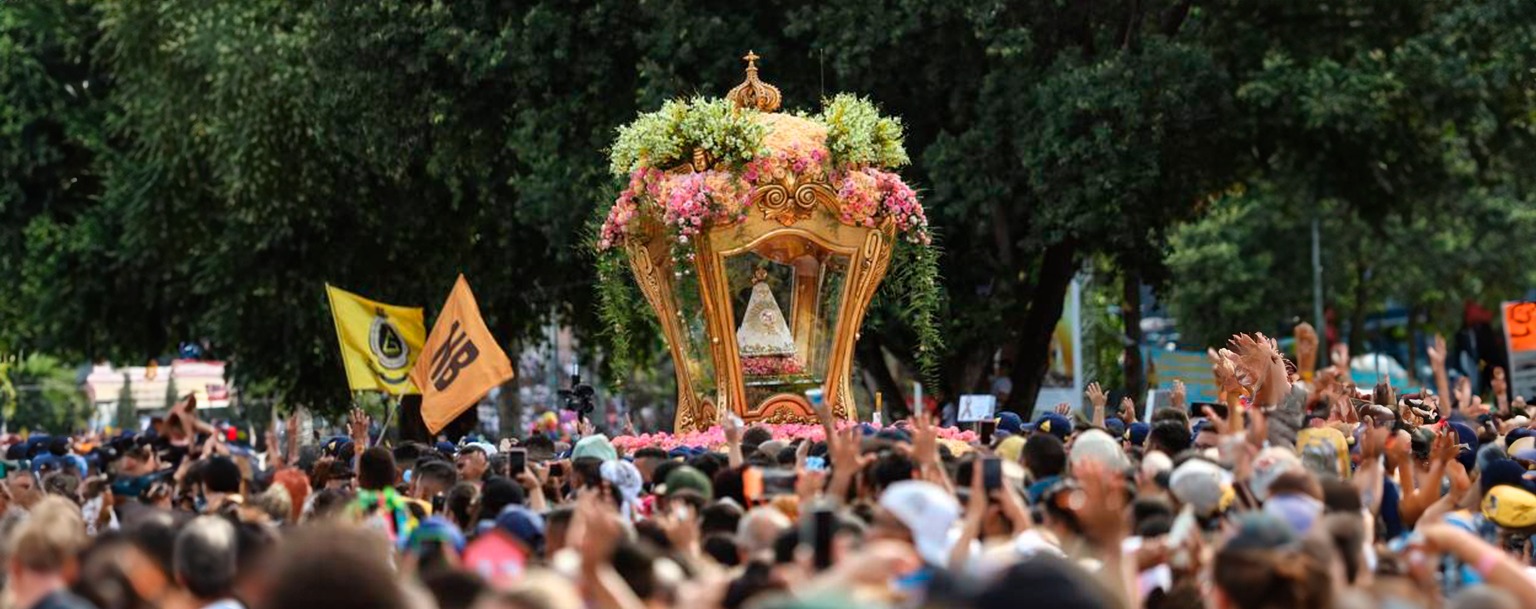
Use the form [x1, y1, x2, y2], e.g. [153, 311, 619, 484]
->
[558, 373, 596, 419]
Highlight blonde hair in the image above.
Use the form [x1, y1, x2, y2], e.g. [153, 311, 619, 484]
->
[8, 496, 88, 572]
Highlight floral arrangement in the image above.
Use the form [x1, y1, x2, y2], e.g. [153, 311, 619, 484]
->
[611, 421, 978, 453]
[740, 354, 805, 376]
[596, 95, 930, 253]
[591, 92, 945, 381]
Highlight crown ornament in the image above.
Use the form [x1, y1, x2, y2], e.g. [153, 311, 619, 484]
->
[726, 50, 781, 113]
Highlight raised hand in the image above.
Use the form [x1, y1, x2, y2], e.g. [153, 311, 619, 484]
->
[348, 408, 370, 449]
[1053, 402, 1071, 416]
[911, 413, 939, 466]
[1427, 335, 1447, 367]
[1119, 395, 1137, 422]
[1170, 379, 1187, 410]
[1085, 382, 1108, 411]
[1208, 348, 1243, 396]
[1294, 322, 1319, 378]
[1431, 428, 1458, 465]
[1331, 343, 1351, 372]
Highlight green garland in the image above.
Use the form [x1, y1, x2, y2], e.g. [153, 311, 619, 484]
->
[608, 97, 768, 176]
[588, 200, 654, 377]
[819, 94, 910, 169]
[881, 236, 947, 385]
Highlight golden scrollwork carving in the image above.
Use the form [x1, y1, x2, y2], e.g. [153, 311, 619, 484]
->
[753, 176, 837, 226]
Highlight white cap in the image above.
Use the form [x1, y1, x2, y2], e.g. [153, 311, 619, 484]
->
[879, 480, 960, 565]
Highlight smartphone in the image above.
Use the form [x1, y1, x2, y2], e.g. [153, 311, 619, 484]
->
[982, 458, 1002, 492]
[977, 420, 997, 445]
[762, 469, 798, 497]
[431, 495, 446, 515]
[506, 448, 527, 474]
[802, 502, 836, 571]
[547, 461, 565, 478]
[1192, 402, 1228, 421]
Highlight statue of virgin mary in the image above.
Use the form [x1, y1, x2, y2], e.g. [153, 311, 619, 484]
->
[736, 269, 797, 357]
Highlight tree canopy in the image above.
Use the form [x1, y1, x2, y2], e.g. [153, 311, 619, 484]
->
[4, 0, 1536, 419]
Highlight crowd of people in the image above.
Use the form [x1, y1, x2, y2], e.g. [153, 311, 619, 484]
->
[6, 325, 1536, 609]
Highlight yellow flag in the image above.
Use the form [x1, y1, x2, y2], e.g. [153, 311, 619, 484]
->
[325, 284, 427, 395]
[411, 276, 514, 434]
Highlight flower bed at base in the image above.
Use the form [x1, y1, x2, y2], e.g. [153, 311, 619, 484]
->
[611, 421, 978, 453]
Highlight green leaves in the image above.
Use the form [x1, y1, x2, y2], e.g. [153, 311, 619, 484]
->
[608, 97, 768, 175]
[819, 94, 909, 169]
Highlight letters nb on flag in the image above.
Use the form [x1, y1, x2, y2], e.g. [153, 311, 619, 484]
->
[411, 275, 514, 434]
[325, 285, 427, 395]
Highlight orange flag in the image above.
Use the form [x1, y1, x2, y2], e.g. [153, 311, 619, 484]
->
[411, 275, 514, 434]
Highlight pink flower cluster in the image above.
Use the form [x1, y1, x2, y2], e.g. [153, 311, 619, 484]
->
[832, 169, 931, 244]
[598, 167, 664, 251]
[741, 354, 805, 376]
[742, 145, 828, 186]
[611, 421, 978, 452]
[662, 171, 751, 240]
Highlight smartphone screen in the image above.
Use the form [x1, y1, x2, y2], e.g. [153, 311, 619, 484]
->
[547, 462, 565, 478]
[805, 505, 836, 571]
[507, 448, 527, 474]
[982, 458, 1002, 491]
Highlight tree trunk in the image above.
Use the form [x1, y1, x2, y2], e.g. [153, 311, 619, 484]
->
[497, 378, 521, 439]
[856, 334, 908, 419]
[1122, 270, 1145, 397]
[1006, 241, 1079, 415]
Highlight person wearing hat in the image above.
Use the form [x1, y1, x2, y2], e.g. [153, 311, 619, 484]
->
[1024, 412, 1073, 443]
[994, 412, 1025, 438]
[456, 444, 490, 488]
[1124, 422, 1150, 453]
[870, 480, 961, 566]
[571, 435, 618, 463]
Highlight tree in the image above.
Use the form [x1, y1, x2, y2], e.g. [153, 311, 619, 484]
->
[6, 354, 90, 435]
[1167, 0, 1536, 352]
[116, 372, 137, 431]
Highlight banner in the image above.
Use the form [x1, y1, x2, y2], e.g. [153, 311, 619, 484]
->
[325, 285, 427, 395]
[1033, 278, 1084, 417]
[412, 276, 514, 434]
[1503, 302, 1536, 402]
[1148, 349, 1219, 405]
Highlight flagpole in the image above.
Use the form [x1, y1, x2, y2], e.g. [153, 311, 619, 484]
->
[376, 393, 396, 447]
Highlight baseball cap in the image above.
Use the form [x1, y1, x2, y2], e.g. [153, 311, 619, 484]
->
[1169, 458, 1233, 516]
[878, 480, 960, 565]
[1263, 493, 1324, 534]
[407, 516, 467, 555]
[572, 434, 618, 462]
[495, 505, 546, 553]
[1126, 422, 1150, 447]
[663, 466, 713, 499]
[1104, 417, 1127, 438]
[1483, 485, 1536, 529]
[1024, 413, 1073, 442]
[995, 412, 1025, 436]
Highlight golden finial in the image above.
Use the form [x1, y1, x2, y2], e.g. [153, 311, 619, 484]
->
[727, 50, 781, 113]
